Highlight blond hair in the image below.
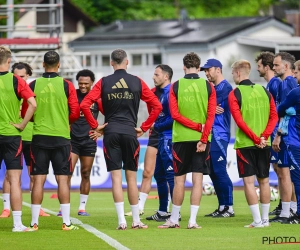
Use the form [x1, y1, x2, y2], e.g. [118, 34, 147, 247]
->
[294, 60, 300, 71]
[231, 60, 251, 76]
[0, 46, 12, 65]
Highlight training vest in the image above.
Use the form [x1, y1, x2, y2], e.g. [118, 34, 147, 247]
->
[33, 76, 70, 139]
[172, 78, 211, 142]
[234, 84, 270, 149]
[21, 120, 33, 141]
[0, 73, 21, 136]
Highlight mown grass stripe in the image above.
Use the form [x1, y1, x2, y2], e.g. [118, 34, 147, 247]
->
[19, 200, 130, 250]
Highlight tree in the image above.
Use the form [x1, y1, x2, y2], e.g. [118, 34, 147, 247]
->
[70, 0, 279, 24]
[277, 0, 300, 8]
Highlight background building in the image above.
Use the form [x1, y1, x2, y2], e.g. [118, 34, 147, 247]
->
[0, 0, 98, 79]
[69, 16, 299, 134]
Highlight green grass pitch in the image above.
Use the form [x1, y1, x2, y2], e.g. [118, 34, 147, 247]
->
[0, 190, 299, 250]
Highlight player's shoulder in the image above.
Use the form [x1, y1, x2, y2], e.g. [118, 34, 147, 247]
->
[104, 71, 141, 83]
[284, 75, 297, 84]
[62, 76, 72, 83]
[221, 79, 233, 90]
[290, 85, 300, 94]
[231, 87, 240, 96]
[270, 77, 281, 84]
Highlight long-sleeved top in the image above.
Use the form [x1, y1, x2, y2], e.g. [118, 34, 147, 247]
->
[21, 72, 79, 124]
[0, 71, 35, 136]
[267, 76, 281, 101]
[0, 71, 35, 101]
[71, 89, 103, 139]
[153, 84, 173, 139]
[212, 79, 232, 143]
[169, 73, 217, 143]
[276, 75, 298, 106]
[277, 85, 300, 147]
[21, 72, 80, 148]
[80, 69, 162, 136]
[228, 79, 278, 145]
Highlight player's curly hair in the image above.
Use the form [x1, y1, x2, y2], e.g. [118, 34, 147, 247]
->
[11, 62, 33, 76]
[183, 52, 200, 69]
[255, 51, 275, 70]
[76, 69, 95, 82]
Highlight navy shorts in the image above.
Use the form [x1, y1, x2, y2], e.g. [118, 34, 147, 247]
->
[22, 141, 31, 166]
[236, 147, 270, 178]
[0, 135, 22, 170]
[30, 144, 72, 175]
[172, 141, 211, 176]
[103, 133, 140, 172]
[148, 130, 159, 149]
[71, 136, 97, 157]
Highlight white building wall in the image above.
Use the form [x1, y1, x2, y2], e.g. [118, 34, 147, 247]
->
[167, 51, 211, 82]
[69, 22, 294, 133]
[215, 41, 240, 83]
[13, 10, 37, 38]
[249, 26, 292, 38]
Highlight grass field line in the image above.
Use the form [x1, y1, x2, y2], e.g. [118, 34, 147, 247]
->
[19, 200, 130, 250]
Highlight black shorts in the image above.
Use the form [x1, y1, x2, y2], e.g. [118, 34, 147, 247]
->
[22, 141, 31, 167]
[148, 130, 159, 149]
[0, 135, 22, 170]
[103, 133, 140, 172]
[71, 136, 97, 157]
[30, 144, 72, 175]
[236, 147, 270, 178]
[172, 142, 211, 176]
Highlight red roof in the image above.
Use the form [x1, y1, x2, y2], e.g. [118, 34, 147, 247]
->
[0, 38, 59, 45]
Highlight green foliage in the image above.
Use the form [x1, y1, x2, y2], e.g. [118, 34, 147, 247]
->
[276, 0, 300, 8]
[70, 0, 279, 24]
[0, 0, 23, 3]
[0, 0, 25, 37]
[183, 0, 274, 18]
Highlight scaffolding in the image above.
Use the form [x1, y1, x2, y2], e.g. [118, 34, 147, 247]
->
[0, 0, 88, 79]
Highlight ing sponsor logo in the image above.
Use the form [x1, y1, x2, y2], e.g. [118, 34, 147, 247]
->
[108, 78, 133, 100]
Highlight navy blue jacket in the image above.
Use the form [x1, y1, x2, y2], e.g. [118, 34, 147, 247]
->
[212, 79, 232, 143]
[276, 76, 297, 106]
[277, 85, 300, 147]
[153, 84, 173, 139]
[267, 77, 281, 101]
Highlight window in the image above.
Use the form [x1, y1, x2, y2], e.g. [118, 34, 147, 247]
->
[132, 54, 142, 66]
[153, 54, 162, 65]
[102, 55, 110, 66]
[85, 55, 91, 67]
[36, 11, 77, 33]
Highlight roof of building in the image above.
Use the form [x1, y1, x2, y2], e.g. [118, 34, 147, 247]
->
[69, 16, 292, 47]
